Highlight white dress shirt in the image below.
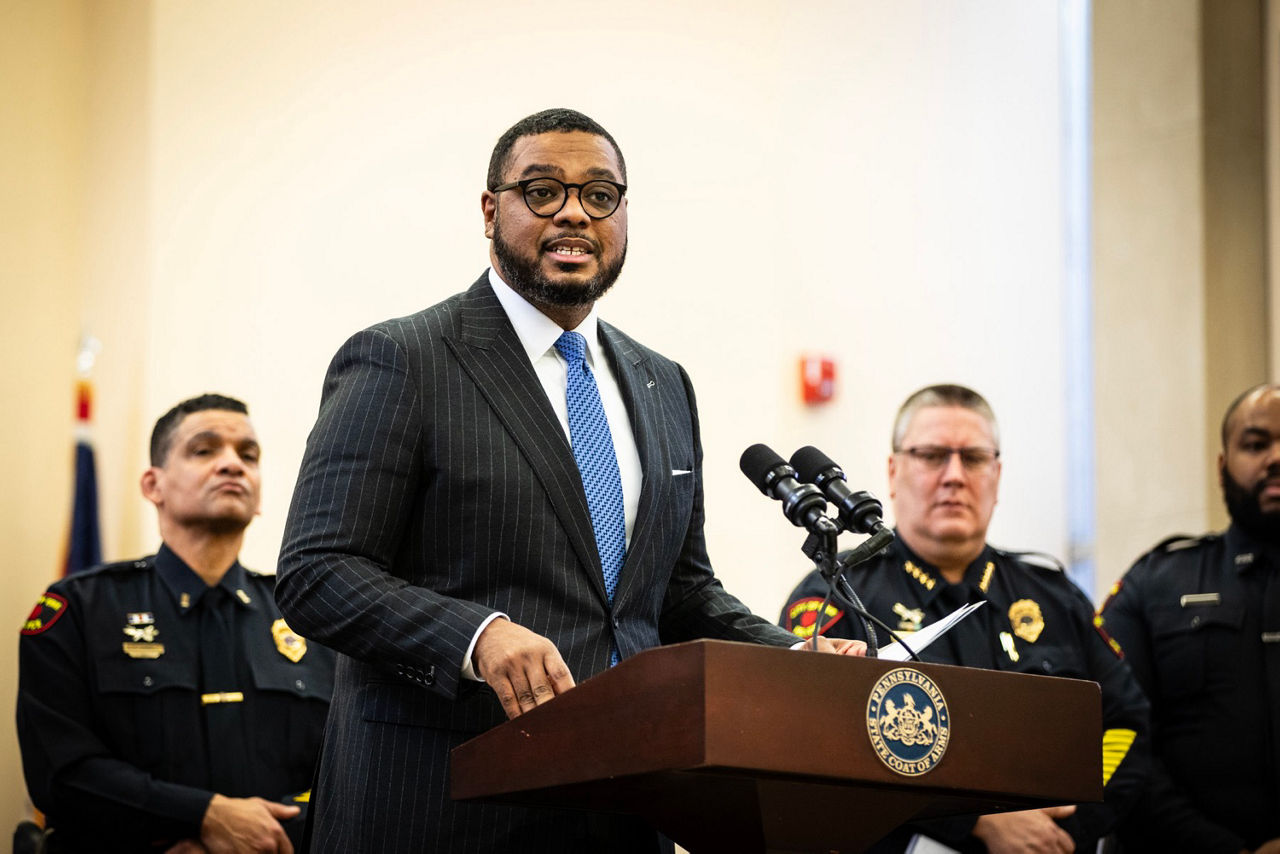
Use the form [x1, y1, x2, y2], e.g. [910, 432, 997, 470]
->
[461, 268, 644, 680]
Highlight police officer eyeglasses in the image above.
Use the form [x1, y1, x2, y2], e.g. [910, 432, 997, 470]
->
[896, 445, 1000, 471]
[492, 177, 627, 220]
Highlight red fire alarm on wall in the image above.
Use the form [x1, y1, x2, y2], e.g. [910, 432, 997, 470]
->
[800, 355, 836, 404]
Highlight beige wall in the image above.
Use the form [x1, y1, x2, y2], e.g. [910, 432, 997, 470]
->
[1094, 0, 1207, 590]
[1269, 0, 1280, 379]
[81, 0, 155, 562]
[1093, 0, 1272, 596]
[131, 0, 1075, 617]
[1, 0, 88, 827]
[1200, 0, 1268, 529]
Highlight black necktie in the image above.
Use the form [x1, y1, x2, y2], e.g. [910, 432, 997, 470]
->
[199, 586, 251, 794]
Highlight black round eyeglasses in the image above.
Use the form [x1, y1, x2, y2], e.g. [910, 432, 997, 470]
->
[492, 177, 627, 220]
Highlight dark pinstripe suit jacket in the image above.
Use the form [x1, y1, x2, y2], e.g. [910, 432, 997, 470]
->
[276, 274, 795, 852]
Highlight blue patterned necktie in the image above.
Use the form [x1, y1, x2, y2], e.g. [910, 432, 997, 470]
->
[555, 331, 627, 615]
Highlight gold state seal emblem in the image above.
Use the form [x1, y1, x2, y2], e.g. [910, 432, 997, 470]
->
[866, 667, 951, 776]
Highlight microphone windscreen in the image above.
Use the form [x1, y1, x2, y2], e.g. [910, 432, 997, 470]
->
[739, 443, 786, 493]
[790, 445, 839, 483]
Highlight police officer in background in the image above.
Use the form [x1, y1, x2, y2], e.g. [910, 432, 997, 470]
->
[1099, 383, 1280, 854]
[779, 384, 1149, 853]
[17, 394, 334, 853]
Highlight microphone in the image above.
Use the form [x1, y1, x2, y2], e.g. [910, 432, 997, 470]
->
[739, 444, 838, 536]
[790, 445, 886, 534]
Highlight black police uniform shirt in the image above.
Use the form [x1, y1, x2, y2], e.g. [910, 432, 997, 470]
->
[17, 544, 335, 852]
[1099, 525, 1280, 854]
[779, 534, 1149, 853]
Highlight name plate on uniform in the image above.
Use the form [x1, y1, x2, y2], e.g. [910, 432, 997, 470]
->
[122, 642, 165, 659]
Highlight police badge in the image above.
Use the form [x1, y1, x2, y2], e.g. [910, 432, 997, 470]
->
[271, 618, 307, 663]
[1008, 599, 1045, 643]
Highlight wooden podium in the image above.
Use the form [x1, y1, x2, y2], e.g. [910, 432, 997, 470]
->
[451, 639, 1102, 853]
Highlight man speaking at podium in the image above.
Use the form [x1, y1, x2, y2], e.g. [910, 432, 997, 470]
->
[276, 108, 861, 854]
[779, 384, 1148, 853]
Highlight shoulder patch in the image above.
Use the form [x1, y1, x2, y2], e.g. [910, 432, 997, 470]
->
[22, 592, 69, 635]
[1092, 613, 1124, 659]
[783, 597, 845, 640]
[1098, 578, 1124, 614]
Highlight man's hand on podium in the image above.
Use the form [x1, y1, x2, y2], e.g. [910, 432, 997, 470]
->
[474, 617, 577, 720]
[972, 805, 1076, 853]
[474, 619, 864, 721]
[794, 637, 868, 656]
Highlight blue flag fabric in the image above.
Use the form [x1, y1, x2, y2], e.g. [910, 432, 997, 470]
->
[65, 439, 102, 575]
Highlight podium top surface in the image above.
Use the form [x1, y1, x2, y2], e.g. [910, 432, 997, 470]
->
[452, 639, 1102, 807]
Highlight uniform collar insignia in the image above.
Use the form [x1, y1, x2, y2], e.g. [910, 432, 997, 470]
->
[901, 560, 937, 591]
[154, 544, 257, 613]
[977, 561, 995, 593]
[892, 537, 940, 595]
[1225, 524, 1280, 574]
[894, 536, 999, 597]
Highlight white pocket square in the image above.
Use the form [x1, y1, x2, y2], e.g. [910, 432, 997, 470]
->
[671, 469, 692, 476]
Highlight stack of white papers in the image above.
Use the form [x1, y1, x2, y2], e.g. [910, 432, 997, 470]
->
[877, 601, 985, 662]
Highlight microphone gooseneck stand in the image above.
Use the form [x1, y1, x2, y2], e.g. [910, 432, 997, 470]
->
[801, 524, 920, 662]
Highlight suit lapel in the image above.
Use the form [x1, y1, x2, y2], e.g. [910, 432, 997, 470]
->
[599, 322, 667, 608]
[443, 277, 610, 607]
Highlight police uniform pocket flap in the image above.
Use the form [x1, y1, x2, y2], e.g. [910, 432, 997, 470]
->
[95, 656, 197, 695]
[1151, 602, 1245, 637]
[1147, 603, 1243, 699]
[1014, 642, 1087, 678]
[248, 654, 333, 701]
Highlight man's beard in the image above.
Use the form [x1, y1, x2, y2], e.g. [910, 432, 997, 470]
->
[1222, 464, 1280, 544]
[493, 219, 627, 309]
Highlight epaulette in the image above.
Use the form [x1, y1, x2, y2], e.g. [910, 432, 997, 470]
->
[61, 557, 154, 583]
[1143, 532, 1218, 559]
[996, 548, 1066, 573]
